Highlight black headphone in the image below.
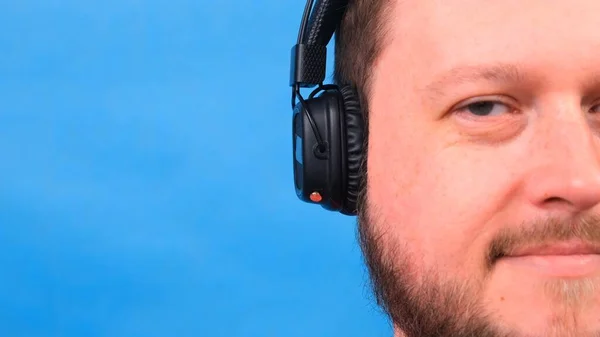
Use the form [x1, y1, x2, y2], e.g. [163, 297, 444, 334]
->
[289, 0, 365, 216]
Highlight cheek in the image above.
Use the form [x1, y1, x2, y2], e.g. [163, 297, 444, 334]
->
[367, 110, 520, 276]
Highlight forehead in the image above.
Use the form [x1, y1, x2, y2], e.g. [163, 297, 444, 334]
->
[383, 0, 600, 83]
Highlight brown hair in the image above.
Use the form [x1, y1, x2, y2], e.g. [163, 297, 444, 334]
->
[333, 0, 392, 120]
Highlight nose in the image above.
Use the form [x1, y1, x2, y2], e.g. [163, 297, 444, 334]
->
[524, 118, 600, 213]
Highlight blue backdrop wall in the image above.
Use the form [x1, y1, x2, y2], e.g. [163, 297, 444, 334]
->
[0, 1, 389, 336]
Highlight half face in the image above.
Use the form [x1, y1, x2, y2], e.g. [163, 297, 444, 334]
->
[362, 1, 600, 336]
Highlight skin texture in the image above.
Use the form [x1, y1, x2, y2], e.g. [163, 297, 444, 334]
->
[359, 0, 600, 336]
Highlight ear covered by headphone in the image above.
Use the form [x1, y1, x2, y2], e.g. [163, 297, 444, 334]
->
[290, 0, 364, 215]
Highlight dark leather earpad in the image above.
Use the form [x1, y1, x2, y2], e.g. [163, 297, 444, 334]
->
[339, 85, 364, 215]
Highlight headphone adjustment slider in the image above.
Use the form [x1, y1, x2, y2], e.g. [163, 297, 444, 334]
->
[289, 44, 327, 88]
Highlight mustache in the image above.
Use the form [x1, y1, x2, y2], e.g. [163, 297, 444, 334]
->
[487, 213, 600, 266]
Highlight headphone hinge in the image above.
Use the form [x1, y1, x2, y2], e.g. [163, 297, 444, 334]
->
[289, 44, 327, 88]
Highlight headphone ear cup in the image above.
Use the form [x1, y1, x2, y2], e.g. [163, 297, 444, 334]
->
[339, 85, 365, 215]
[292, 88, 346, 213]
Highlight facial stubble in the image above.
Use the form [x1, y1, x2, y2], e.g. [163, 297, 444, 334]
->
[356, 196, 600, 337]
[357, 199, 506, 337]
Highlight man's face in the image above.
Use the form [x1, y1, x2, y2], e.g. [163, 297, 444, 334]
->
[363, 1, 600, 336]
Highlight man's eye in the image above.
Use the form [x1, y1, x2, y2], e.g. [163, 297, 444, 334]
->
[461, 101, 511, 116]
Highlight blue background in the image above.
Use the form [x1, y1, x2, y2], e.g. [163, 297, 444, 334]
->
[0, 1, 389, 336]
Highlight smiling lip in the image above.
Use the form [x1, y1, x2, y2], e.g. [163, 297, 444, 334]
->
[507, 241, 600, 257]
[498, 241, 600, 277]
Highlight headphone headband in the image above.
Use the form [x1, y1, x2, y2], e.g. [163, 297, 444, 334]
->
[290, 0, 349, 88]
[303, 0, 349, 45]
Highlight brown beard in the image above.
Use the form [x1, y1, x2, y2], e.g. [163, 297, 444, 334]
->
[356, 191, 600, 337]
[357, 200, 507, 337]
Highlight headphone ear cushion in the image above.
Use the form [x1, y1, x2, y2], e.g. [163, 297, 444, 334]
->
[339, 85, 364, 215]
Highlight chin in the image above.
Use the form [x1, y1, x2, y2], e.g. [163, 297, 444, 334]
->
[484, 268, 600, 336]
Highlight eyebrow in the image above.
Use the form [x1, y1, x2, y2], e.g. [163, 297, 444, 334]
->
[423, 63, 527, 98]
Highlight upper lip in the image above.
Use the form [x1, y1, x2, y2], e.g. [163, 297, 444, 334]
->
[507, 241, 600, 257]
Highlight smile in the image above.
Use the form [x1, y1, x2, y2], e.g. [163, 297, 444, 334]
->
[498, 241, 600, 278]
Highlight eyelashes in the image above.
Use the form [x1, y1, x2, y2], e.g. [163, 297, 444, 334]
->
[456, 100, 514, 117]
[453, 96, 600, 118]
